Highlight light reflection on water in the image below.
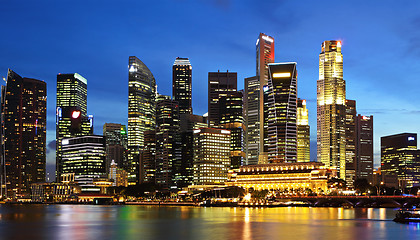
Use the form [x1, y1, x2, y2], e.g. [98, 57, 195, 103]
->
[0, 205, 419, 240]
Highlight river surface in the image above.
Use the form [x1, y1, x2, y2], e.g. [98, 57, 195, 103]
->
[0, 205, 419, 240]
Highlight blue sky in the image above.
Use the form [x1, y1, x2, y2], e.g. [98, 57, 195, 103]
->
[1, 0, 420, 177]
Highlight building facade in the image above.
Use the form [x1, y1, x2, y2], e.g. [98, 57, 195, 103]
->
[103, 123, 128, 173]
[173, 57, 192, 115]
[244, 76, 260, 165]
[317, 40, 346, 179]
[345, 99, 356, 187]
[356, 115, 373, 183]
[1, 69, 46, 198]
[208, 71, 237, 127]
[266, 63, 297, 163]
[128, 56, 156, 184]
[297, 99, 310, 162]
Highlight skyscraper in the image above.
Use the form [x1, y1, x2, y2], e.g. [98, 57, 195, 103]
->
[345, 99, 356, 187]
[128, 56, 156, 184]
[256, 33, 275, 163]
[297, 99, 310, 162]
[266, 63, 297, 163]
[208, 71, 237, 127]
[356, 115, 373, 183]
[173, 57, 192, 115]
[1, 69, 46, 198]
[103, 123, 128, 173]
[381, 133, 420, 188]
[139, 130, 156, 184]
[317, 40, 346, 179]
[244, 76, 260, 165]
[56, 73, 92, 181]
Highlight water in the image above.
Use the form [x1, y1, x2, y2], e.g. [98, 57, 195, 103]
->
[0, 205, 419, 240]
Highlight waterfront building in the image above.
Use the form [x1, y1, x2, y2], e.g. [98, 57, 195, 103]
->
[226, 162, 336, 193]
[173, 57, 192, 115]
[179, 114, 208, 187]
[297, 99, 310, 162]
[1, 69, 46, 198]
[128, 56, 156, 184]
[109, 160, 128, 187]
[381, 133, 420, 188]
[139, 130, 156, 184]
[61, 135, 106, 192]
[356, 115, 374, 183]
[155, 95, 181, 190]
[208, 71, 237, 127]
[345, 99, 357, 188]
[193, 128, 231, 186]
[31, 182, 81, 203]
[317, 40, 346, 179]
[266, 63, 297, 163]
[256, 33, 275, 164]
[244, 76, 260, 165]
[219, 91, 245, 169]
[56, 73, 92, 181]
[103, 123, 128, 173]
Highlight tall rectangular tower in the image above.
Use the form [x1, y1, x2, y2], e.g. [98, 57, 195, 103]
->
[345, 99, 357, 187]
[356, 115, 373, 183]
[128, 56, 156, 184]
[208, 71, 237, 127]
[1, 69, 46, 198]
[56, 73, 91, 181]
[317, 40, 346, 179]
[103, 123, 128, 173]
[266, 63, 297, 163]
[297, 99, 310, 162]
[256, 33, 275, 163]
[244, 76, 260, 165]
[173, 57, 192, 115]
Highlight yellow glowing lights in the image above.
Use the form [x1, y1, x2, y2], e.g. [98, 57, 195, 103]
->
[337, 41, 342, 47]
[272, 72, 291, 78]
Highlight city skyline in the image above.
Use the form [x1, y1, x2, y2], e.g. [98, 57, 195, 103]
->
[2, 1, 420, 175]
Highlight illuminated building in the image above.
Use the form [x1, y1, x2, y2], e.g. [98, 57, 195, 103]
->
[1, 69, 46, 198]
[109, 160, 128, 187]
[220, 91, 245, 169]
[61, 135, 106, 192]
[56, 73, 92, 181]
[155, 95, 181, 190]
[381, 133, 420, 188]
[297, 99, 310, 162]
[208, 71, 237, 127]
[179, 114, 208, 187]
[128, 56, 156, 184]
[356, 115, 373, 183]
[317, 40, 346, 179]
[173, 57, 192, 114]
[103, 123, 128, 173]
[139, 130, 156, 184]
[244, 76, 260, 165]
[256, 33, 275, 164]
[226, 162, 336, 193]
[193, 128, 231, 186]
[345, 99, 356, 187]
[266, 63, 297, 163]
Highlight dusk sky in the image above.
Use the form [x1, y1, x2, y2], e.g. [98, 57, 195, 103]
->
[1, 0, 420, 176]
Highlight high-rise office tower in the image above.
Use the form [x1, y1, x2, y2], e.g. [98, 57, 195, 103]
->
[317, 40, 346, 179]
[128, 56, 156, 184]
[266, 63, 297, 163]
[381, 133, 420, 188]
[173, 57, 192, 115]
[1, 69, 46, 198]
[345, 99, 356, 187]
[179, 114, 208, 187]
[220, 91, 245, 168]
[139, 130, 156, 184]
[103, 123, 128, 173]
[208, 71, 237, 127]
[256, 33, 275, 164]
[61, 135, 106, 192]
[56, 73, 92, 181]
[244, 76, 260, 165]
[297, 99, 310, 162]
[356, 115, 373, 183]
[193, 128, 230, 185]
[155, 95, 181, 190]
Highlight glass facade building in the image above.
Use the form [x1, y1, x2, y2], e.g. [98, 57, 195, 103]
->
[297, 99, 310, 162]
[173, 57, 192, 115]
[244, 76, 260, 165]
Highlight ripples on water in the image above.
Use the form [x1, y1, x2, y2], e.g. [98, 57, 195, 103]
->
[0, 205, 419, 240]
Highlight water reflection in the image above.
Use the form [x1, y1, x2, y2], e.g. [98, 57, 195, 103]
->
[0, 205, 419, 240]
